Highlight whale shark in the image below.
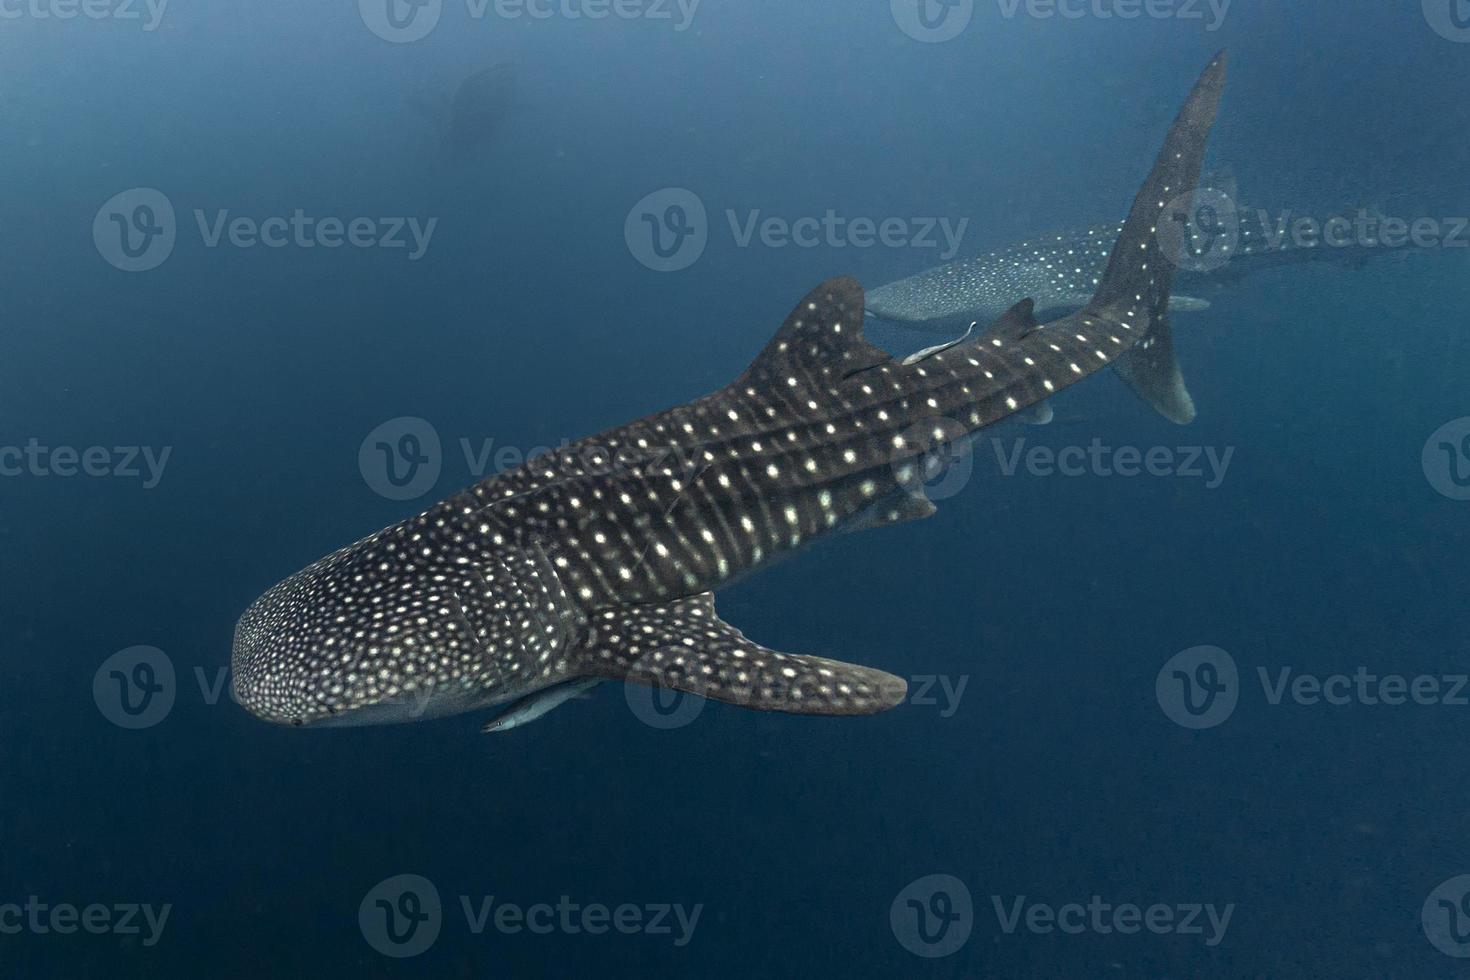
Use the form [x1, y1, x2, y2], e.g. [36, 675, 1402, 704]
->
[865, 190, 1376, 331]
[231, 52, 1228, 732]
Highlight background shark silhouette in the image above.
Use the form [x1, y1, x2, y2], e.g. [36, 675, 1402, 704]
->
[434, 62, 517, 161]
[232, 52, 1228, 732]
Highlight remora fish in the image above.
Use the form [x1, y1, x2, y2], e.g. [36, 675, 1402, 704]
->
[231, 52, 1227, 732]
[865, 191, 1373, 330]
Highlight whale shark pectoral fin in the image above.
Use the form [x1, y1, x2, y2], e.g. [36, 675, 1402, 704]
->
[481, 678, 602, 733]
[578, 593, 907, 716]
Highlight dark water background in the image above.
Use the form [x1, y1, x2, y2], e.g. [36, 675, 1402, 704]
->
[3, 1, 1470, 976]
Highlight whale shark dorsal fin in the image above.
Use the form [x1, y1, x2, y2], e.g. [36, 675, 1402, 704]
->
[576, 593, 908, 716]
[739, 277, 892, 385]
[985, 297, 1041, 341]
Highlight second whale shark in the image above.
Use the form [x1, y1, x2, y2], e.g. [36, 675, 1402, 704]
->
[231, 52, 1229, 732]
[865, 188, 1384, 331]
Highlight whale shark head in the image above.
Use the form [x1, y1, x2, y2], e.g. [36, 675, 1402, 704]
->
[230, 524, 501, 727]
[230, 507, 588, 728]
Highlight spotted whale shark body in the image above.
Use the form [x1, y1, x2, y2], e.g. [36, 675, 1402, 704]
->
[864, 188, 1373, 331]
[866, 220, 1199, 329]
[231, 53, 1228, 732]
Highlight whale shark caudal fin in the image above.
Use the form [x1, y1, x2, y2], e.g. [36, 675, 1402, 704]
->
[1086, 50, 1227, 425]
[574, 594, 909, 716]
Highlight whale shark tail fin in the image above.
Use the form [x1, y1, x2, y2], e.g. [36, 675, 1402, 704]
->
[1087, 51, 1228, 424]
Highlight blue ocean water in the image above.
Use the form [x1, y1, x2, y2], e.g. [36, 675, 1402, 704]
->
[3, 1, 1470, 976]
